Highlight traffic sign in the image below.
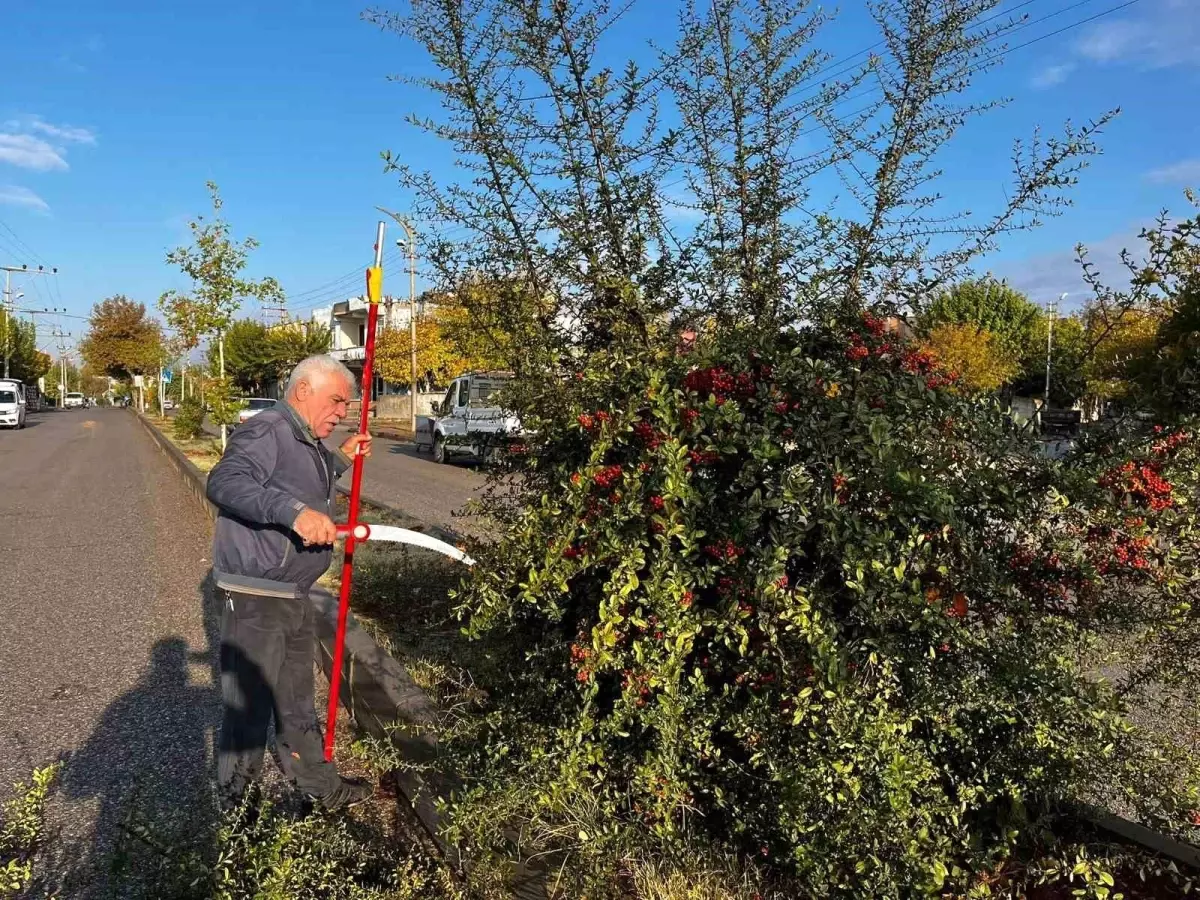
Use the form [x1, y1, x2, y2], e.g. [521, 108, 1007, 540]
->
[162, 368, 174, 384]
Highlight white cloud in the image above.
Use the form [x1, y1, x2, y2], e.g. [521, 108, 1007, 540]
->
[1030, 63, 1074, 89]
[1144, 158, 1200, 185]
[0, 116, 97, 173]
[0, 185, 49, 213]
[994, 227, 1153, 308]
[0, 134, 68, 171]
[4, 115, 96, 145]
[26, 118, 96, 145]
[1072, 0, 1200, 70]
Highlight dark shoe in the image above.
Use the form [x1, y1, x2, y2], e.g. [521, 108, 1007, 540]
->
[310, 776, 374, 811]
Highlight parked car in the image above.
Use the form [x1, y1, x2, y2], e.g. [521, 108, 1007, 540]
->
[237, 397, 277, 426]
[63, 392, 85, 409]
[415, 371, 523, 464]
[0, 379, 27, 426]
[0, 385, 26, 429]
[162, 398, 176, 411]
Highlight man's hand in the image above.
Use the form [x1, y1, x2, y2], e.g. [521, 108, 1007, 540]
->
[293, 508, 338, 547]
[340, 433, 373, 459]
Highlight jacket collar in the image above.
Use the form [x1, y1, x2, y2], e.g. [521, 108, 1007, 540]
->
[280, 400, 320, 447]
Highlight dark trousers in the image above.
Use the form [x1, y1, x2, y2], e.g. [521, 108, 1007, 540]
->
[216, 589, 338, 804]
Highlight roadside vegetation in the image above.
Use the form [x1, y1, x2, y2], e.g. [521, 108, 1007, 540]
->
[351, 0, 1200, 896]
[1, 764, 59, 899]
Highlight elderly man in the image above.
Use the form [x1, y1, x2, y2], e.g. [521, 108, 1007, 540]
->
[207, 354, 373, 811]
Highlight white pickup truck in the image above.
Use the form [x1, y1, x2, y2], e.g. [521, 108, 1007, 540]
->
[415, 371, 523, 464]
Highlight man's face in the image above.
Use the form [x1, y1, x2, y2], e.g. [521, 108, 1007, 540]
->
[295, 372, 351, 439]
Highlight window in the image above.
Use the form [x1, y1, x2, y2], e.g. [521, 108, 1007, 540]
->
[469, 377, 505, 408]
[442, 386, 455, 412]
[358, 324, 367, 347]
[0, 391, 15, 404]
[457, 380, 469, 408]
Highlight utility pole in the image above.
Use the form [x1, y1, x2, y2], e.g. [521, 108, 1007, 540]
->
[48, 327, 70, 407]
[377, 207, 419, 434]
[2, 264, 58, 379]
[1042, 292, 1068, 419]
[13, 306, 66, 350]
[261, 302, 289, 326]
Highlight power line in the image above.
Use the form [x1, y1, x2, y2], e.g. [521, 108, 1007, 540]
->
[0, 219, 68, 311]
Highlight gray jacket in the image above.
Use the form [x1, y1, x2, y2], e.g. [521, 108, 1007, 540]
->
[207, 402, 351, 598]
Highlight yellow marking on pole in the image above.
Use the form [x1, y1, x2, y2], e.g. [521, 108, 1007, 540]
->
[366, 266, 383, 305]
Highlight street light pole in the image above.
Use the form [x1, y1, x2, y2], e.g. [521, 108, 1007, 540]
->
[376, 207, 419, 435]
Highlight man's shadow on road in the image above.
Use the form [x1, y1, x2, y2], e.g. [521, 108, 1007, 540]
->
[34, 575, 226, 899]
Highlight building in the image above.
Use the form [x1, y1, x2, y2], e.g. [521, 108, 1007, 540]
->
[309, 294, 432, 398]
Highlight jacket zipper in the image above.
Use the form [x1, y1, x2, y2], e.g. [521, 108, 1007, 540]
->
[311, 444, 332, 509]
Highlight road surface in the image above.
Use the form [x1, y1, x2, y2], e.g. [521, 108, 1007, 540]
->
[327, 423, 489, 535]
[0, 408, 218, 897]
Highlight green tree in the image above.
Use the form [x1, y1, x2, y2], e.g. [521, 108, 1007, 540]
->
[0, 315, 52, 385]
[265, 321, 331, 382]
[208, 319, 273, 394]
[919, 279, 1041, 360]
[207, 318, 332, 395]
[1011, 313, 1089, 407]
[79, 296, 163, 381]
[159, 183, 284, 434]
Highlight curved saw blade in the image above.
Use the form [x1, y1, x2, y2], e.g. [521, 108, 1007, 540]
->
[354, 523, 475, 566]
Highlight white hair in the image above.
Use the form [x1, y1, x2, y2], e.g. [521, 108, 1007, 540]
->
[285, 355, 356, 397]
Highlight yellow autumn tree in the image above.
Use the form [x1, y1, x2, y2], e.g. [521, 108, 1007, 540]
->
[375, 299, 510, 388]
[1082, 307, 1162, 400]
[919, 323, 1019, 393]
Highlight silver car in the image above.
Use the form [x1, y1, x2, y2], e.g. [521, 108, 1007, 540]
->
[236, 397, 277, 426]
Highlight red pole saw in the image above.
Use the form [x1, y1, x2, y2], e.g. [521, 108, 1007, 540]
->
[323, 221, 474, 762]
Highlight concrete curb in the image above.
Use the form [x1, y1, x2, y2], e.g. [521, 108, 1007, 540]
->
[134, 411, 217, 521]
[1070, 802, 1200, 870]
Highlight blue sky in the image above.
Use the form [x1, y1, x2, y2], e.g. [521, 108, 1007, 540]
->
[2, 0, 1198, 355]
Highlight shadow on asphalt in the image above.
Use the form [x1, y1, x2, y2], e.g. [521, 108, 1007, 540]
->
[386, 442, 484, 469]
[30, 576, 224, 899]
[45, 637, 219, 898]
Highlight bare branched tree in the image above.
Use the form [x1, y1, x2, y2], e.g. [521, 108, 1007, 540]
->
[370, 0, 1114, 346]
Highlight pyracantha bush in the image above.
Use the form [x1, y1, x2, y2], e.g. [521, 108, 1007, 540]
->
[444, 316, 1200, 898]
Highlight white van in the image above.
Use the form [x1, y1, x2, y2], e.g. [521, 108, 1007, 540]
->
[0, 380, 26, 429]
[63, 392, 85, 409]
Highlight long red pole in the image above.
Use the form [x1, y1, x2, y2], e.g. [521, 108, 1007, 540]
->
[324, 222, 385, 761]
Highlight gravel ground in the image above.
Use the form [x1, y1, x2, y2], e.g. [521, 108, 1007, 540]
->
[0, 409, 218, 897]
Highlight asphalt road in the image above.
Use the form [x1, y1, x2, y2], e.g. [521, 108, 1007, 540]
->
[0, 408, 218, 897]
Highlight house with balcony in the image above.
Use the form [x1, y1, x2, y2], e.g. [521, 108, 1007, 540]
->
[310, 293, 434, 401]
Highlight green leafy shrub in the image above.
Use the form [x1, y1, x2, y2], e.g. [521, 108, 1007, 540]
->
[443, 319, 1200, 898]
[173, 394, 205, 440]
[1, 764, 60, 899]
